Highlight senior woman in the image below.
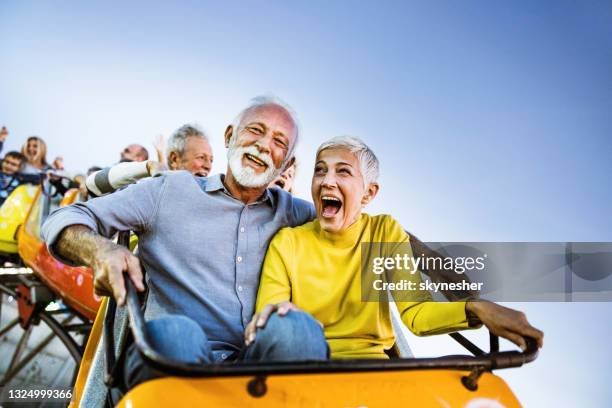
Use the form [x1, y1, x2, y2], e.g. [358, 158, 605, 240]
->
[245, 136, 543, 361]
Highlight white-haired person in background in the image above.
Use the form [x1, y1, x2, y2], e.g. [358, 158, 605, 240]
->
[247, 136, 544, 359]
[86, 124, 213, 197]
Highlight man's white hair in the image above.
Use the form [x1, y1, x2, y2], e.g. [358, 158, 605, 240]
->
[166, 124, 208, 162]
[316, 136, 380, 187]
[230, 95, 300, 163]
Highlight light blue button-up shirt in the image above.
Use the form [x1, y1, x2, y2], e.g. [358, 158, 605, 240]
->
[42, 171, 315, 354]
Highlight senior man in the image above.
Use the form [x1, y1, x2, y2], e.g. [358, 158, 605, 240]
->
[41, 96, 323, 389]
[86, 124, 214, 196]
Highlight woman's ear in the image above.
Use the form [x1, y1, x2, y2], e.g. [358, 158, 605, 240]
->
[224, 125, 234, 148]
[362, 183, 380, 206]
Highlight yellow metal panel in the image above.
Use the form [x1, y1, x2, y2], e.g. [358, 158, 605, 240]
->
[0, 185, 37, 254]
[118, 370, 520, 408]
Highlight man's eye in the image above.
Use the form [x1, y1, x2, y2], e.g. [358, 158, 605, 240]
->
[248, 127, 263, 134]
[274, 138, 287, 148]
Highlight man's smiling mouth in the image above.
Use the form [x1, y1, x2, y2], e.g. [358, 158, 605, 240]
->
[245, 153, 267, 168]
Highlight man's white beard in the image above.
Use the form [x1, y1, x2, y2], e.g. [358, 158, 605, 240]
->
[227, 144, 281, 188]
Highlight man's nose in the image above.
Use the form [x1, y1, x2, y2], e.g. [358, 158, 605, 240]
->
[254, 132, 273, 154]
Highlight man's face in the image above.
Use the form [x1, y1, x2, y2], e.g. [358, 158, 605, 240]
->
[120, 144, 147, 162]
[173, 137, 213, 176]
[226, 104, 297, 188]
[2, 156, 22, 175]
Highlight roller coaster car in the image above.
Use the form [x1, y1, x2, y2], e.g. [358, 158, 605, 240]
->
[0, 184, 38, 262]
[17, 185, 100, 320]
[71, 237, 538, 408]
[0, 179, 100, 390]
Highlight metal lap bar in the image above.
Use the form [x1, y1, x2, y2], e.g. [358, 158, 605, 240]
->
[123, 274, 538, 378]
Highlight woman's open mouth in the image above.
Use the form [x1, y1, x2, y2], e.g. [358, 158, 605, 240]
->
[321, 195, 342, 218]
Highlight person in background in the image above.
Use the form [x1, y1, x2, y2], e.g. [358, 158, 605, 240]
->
[21, 136, 52, 174]
[86, 124, 213, 197]
[52, 156, 65, 171]
[120, 144, 149, 163]
[0, 151, 41, 205]
[270, 160, 297, 193]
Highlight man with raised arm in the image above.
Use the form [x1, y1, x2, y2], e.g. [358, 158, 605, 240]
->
[85, 124, 214, 197]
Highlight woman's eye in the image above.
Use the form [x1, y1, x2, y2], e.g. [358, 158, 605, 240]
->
[339, 168, 351, 175]
[314, 167, 325, 174]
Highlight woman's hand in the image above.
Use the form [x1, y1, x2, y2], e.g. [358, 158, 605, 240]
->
[244, 301, 301, 346]
[466, 300, 544, 351]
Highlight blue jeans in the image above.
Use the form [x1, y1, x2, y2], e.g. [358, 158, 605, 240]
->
[124, 311, 329, 389]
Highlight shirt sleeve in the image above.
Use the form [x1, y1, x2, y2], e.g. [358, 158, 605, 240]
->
[255, 228, 293, 312]
[42, 174, 167, 265]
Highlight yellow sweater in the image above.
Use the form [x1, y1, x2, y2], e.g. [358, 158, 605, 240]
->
[256, 213, 472, 359]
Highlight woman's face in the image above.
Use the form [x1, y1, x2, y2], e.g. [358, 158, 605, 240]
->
[26, 139, 40, 159]
[312, 148, 376, 233]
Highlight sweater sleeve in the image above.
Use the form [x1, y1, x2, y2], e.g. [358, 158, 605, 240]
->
[86, 161, 150, 197]
[255, 228, 293, 312]
[382, 216, 473, 335]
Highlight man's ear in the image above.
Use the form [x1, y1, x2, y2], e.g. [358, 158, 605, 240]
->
[361, 183, 379, 206]
[168, 151, 180, 170]
[224, 125, 233, 148]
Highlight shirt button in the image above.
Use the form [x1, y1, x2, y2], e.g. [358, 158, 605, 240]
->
[237, 256, 243, 263]
[238, 286, 243, 292]
[221, 353, 227, 359]
[240, 227, 245, 233]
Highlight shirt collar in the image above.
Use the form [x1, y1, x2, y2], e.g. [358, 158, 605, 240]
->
[205, 173, 275, 206]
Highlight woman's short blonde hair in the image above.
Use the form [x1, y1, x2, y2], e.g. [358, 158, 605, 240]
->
[316, 136, 379, 186]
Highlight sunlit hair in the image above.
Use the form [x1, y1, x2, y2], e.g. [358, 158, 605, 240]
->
[21, 136, 48, 167]
[230, 95, 300, 164]
[316, 136, 380, 187]
[166, 124, 209, 162]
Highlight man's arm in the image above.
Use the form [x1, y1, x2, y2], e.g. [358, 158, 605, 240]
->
[85, 161, 166, 197]
[42, 175, 167, 304]
[55, 225, 145, 305]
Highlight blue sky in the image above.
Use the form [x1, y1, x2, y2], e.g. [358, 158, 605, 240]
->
[2, 1, 611, 405]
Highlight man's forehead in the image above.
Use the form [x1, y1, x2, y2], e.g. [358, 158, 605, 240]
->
[241, 104, 296, 135]
[186, 136, 212, 152]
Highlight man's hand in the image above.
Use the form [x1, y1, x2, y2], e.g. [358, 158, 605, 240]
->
[146, 161, 169, 177]
[92, 243, 145, 306]
[0, 126, 8, 142]
[153, 134, 166, 163]
[55, 225, 145, 306]
[244, 301, 300, 346]
[467, 300, 544, 351]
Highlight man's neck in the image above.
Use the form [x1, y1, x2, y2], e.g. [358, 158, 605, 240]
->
[223, 170, 267, 205]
